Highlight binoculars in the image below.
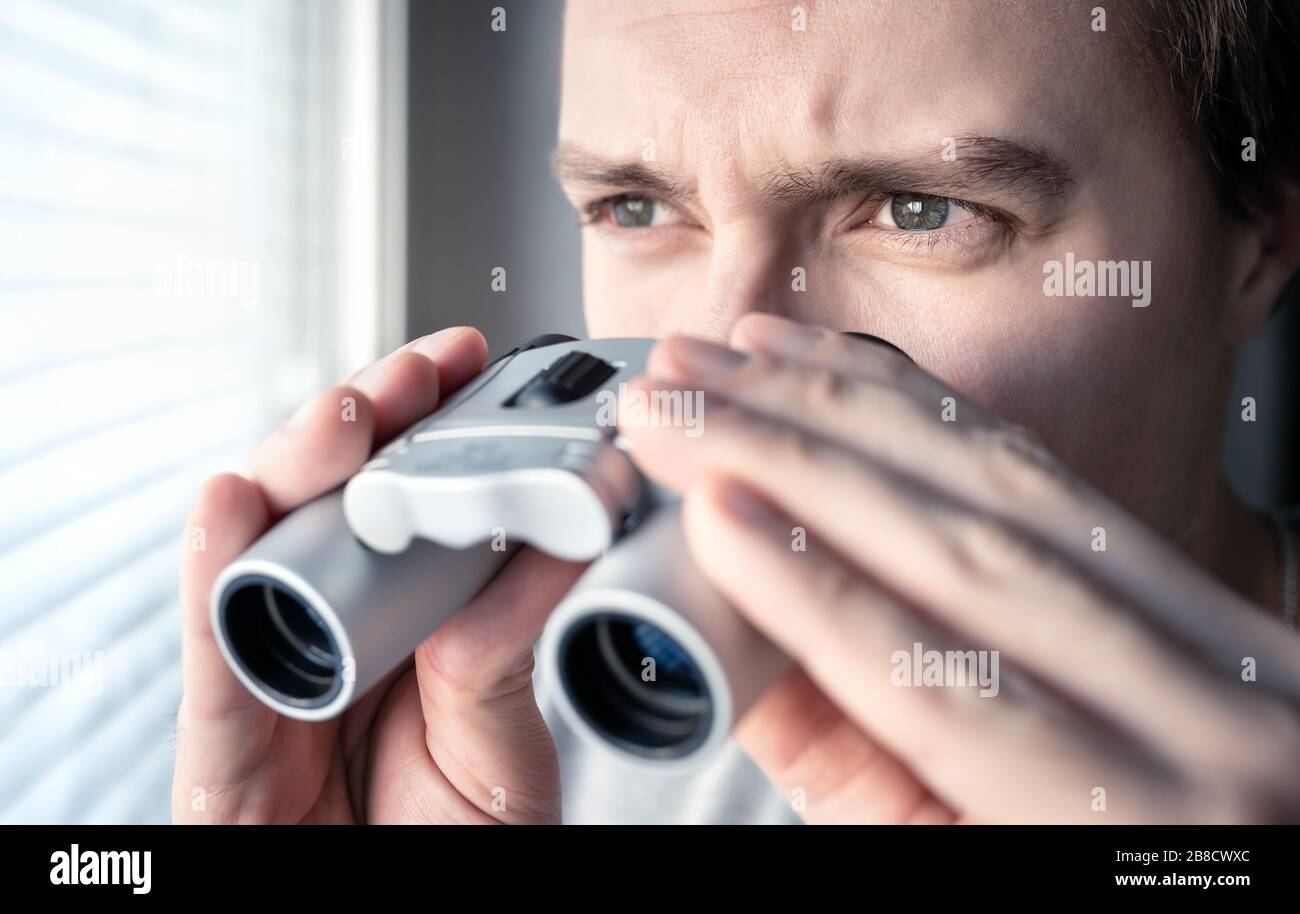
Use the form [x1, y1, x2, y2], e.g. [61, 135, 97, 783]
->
[211, 335, 789, 769]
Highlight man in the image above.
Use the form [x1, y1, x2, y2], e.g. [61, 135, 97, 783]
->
[173, 0, 1300, 823]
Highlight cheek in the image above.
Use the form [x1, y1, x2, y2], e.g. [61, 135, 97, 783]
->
[886, 267, 1086, 429]
[898, 233, 1227, 506]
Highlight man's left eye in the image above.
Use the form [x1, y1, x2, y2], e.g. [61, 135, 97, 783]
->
[872, 193, 977, 231]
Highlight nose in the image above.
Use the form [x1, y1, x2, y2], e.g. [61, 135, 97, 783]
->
[685, 223, 806, 342]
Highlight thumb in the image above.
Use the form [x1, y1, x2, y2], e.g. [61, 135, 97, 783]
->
[415, 546, 586, 822]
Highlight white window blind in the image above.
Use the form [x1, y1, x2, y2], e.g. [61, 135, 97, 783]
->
[0, 0, 401, 823]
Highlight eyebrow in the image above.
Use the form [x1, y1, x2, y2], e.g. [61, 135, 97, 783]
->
[767, 137, 1073, 207]
[552, 135, 1073, 209]
[551, 144, 698, 201]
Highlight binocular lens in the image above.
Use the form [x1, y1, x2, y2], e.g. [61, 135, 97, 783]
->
[558, 614, 712, 759]
[221, 576, 343, 707]
[630, 621, 695, 679]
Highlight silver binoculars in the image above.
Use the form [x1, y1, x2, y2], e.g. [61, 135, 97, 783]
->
[210, 336, 789, 769]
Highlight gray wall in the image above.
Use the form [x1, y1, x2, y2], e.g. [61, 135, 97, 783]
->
[406, 0, 582, 355]
[405, 0, 1299, 508]
[1225, 283, 1300, 508]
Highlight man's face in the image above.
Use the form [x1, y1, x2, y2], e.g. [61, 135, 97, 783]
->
[556, 0, 1240, 533]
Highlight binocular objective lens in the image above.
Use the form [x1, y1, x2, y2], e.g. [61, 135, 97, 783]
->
[221, 577, 343, 707]
[559, 614, 712, 759]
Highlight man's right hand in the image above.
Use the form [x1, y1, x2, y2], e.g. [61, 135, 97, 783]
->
[171, 326, 586, 824]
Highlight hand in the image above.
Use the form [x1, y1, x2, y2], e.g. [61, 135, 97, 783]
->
[620, 314, 1300, 824]
[172, 327, 584, 824]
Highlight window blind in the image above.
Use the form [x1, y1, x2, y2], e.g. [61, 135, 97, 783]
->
[0, 0, 382, 824]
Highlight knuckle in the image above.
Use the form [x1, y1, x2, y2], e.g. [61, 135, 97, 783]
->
[764, 416, 826, 466]
[885, 683, 949, 758]
[420, 630, 536, 697]
[890, 676, 995, 784]
[944, 515, 1039, 587]
[734, 349, 780, 385]
[805, 559, 864, 610]
[391, 348, 443, 389]
[329, 382, 373, 417]
[973, 424, 1080, 512]
[194, 472, 254, 517]
[1059, 603, 1149, 669]
[799, 363, 859, 412]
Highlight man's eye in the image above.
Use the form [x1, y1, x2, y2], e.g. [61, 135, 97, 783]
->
[872, 193, 977, 231]
[612, 195, 655, 227]
[588, 194, 676, 229]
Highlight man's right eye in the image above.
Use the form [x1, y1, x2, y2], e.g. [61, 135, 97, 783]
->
[611, 195, 656, 227]
[585, 194, 674, 229]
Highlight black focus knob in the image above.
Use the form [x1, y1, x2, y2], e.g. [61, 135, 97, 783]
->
[505, 350, 618, 408]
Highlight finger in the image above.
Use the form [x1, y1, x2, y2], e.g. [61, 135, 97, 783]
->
[650, 331, 1005, 505]
[176, 328, 491, 822]
[175, 473, 292, 821]
[626, 389, 1260, 754]
[178, 473, 271, 716]
[685, 476, 1170, 822]
[349, 326, 489, 446]
[339, 661, 414, 790]
[363, 668, 498, 824]
[732, 313, 969, 413]
[735, 667, 958, 824]
[646, 332, 1300, 698]
[420, 547, 587, 690]
[242, 382, 376, 517]
[411, 547, 586, 823]
[727, 319, 1300, 676]
[247, 327, 489, 517]
[357, 350, 442, 446]
[178, 330, 487, 759]
[349, 325, 488, 399]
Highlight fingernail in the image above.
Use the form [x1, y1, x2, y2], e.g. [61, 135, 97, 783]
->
[662, 337, 748, 378]
[716, 481, 780, 528]
[739, 314, 825, 355]
[410, 326, 471, 360]
[353, 327, 470, 395]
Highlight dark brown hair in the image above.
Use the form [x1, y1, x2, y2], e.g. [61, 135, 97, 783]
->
[1132, 0, 1300, 214]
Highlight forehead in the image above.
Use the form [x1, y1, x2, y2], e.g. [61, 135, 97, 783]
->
[560, 0, 1158, 180]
